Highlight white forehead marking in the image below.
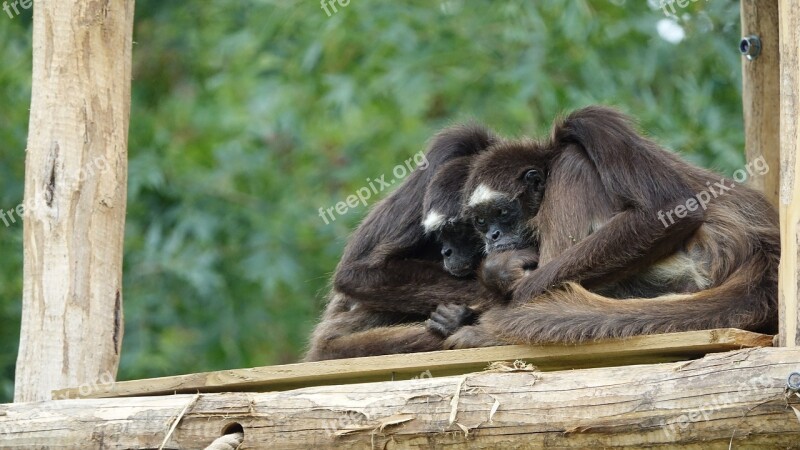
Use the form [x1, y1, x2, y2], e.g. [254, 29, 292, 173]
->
[422, 210, 447, 233]
[468, 183, 506, 207]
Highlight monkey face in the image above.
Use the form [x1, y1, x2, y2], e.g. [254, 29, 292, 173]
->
[469, 198, 529, 252]
[462, 141, 548, 253]
[438, 221, 484, 277]
[464, 167, 545, 253]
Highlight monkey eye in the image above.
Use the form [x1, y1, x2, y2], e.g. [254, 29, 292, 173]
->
[475, 217, 486, 226]
[524, 169, 540, 184]
[500, 208, 508, 216]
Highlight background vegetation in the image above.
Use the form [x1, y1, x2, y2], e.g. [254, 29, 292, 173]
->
[0, 0, 746, 402]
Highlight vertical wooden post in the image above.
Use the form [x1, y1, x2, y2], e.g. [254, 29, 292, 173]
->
[14, 0, 135, 402]
[778, 0, 800, 347]
[740, 0, 780, 208]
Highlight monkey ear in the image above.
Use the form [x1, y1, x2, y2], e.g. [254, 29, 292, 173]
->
[523, 169, 542, 186]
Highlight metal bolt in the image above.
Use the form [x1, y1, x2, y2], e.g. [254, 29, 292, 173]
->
[787, 372, 800, 391]
[739, 35, 762, 61]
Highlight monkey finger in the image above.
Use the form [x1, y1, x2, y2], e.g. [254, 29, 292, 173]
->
[434, 303, 462, 318]
[429, 311, 448, 324]
[425, 318, 449, 337]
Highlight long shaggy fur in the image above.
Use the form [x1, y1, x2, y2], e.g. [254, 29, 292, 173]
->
[455, 106, 779, 346]
[305, 124, 498, 361]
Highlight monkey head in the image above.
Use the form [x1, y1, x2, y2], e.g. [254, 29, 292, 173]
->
[423, 157, 485, 277]
[462, 141, 547, 253]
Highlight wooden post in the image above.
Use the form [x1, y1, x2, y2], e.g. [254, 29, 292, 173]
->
[778, 0, 800, 347]
[14, 0, 135, 402]
[740, 0, 780, 208]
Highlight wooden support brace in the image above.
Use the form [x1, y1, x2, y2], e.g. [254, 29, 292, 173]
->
[740, 0, 780, 208]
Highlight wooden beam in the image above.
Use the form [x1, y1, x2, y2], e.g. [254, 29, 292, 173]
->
[3, 347, 799, 449]
[741, 0, 780, 207]
[14, 1, 135, 401]
[53, 329, 772, 399]
[778, 0, 800, 347]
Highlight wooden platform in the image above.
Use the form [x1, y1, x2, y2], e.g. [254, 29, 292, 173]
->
[53, 328, 773, 400]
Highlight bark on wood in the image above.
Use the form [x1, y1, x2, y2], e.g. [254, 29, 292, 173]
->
[3, 347, 800, 449]
[778, 0, 800, 348]
[740, 0, 780, 208]
[15, 0, 135, 402]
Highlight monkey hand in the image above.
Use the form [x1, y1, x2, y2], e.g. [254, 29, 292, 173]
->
[426, 303, 477, 337]
[443, 324, 505, 349]
[510, 263, 560, 304]
[480, 248, 540, 298]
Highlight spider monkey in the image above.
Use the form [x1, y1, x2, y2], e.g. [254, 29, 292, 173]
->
[446, 106, 779, 348]
[304, 125, 497, 361]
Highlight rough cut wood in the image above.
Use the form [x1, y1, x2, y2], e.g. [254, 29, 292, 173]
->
[740, 0, 780, 208]
[15, 0, 135, 402]
[53, 329, 772, 400]
[779, 0, 800, 348]
[3, 347, 800, 449]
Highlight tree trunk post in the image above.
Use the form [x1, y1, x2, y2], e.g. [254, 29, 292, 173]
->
[14, 0, 135, 402]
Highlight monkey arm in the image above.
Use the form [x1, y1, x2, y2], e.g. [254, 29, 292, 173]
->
[509, 106, 706, 303]
[512, 206, 703, 304]
[334, 259, 496, 315]
[480, 248, 540, 297]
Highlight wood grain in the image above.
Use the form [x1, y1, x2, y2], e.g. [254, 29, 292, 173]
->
[15, 0, 134, 402]
[2, 346, 798, 449]
[53, 329, 773, 399]
[779, 0, 800, 347]
[741, 0, 780, 207]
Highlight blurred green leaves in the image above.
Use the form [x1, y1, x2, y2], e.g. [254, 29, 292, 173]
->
[0, 0, 745, 402]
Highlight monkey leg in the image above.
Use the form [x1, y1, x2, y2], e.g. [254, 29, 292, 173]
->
[304, 324, 445, 362]
[483, 268, 777, 345]
[443, 323, 506, 350]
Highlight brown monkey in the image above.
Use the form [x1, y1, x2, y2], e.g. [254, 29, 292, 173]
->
[447, 106, 779, 347]
[304, 125, 497, 361]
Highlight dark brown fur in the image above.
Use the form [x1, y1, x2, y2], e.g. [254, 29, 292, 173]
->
[305, 125, 497, 361]
[423, 156, 486, 278]
[448, 106, 779, 347]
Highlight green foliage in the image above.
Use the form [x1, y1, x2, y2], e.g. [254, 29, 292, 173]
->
[0, 0, 745, 402]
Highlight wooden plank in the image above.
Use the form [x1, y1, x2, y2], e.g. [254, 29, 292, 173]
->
[779, 0, 800, 347]
[15, 0, 134, 402]
[741, 0, 780, 208]
[53, 328, 772, 400]
[4, 347, 798, 449]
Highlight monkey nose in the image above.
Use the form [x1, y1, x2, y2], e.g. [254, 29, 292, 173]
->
[442, 248, 453, 258]
[490, 230, 502, 241]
